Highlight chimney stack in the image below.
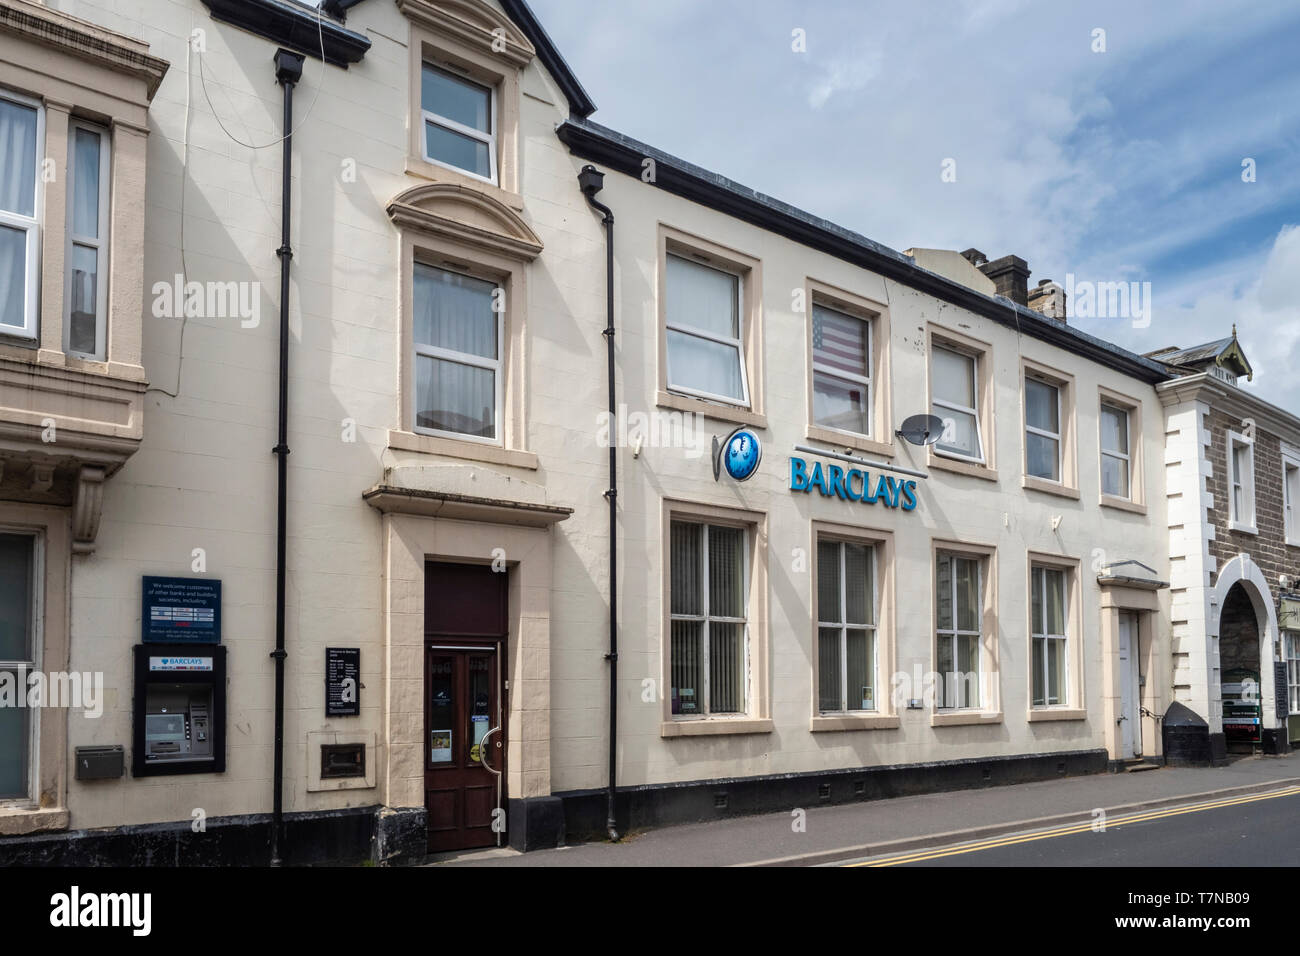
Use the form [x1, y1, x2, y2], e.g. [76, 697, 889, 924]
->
[960, 248, 988, 268]
[1028, 278, 1067, 322]
[978, 254, 1030, 307]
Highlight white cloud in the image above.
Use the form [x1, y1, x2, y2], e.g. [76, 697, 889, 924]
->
[1148, 226, 1300, 409]
[807, 50, 882, 110]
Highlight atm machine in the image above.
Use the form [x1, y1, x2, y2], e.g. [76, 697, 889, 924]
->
[133, 644, 226, 775]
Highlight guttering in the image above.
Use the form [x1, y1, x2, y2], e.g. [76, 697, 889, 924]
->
[578, 164, 620, 843]
[201, 0, 370, 66]
[555, 117, 1173, 387]
[269, 47, 304, 868]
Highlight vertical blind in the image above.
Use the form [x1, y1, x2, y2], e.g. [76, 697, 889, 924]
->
[669, 520, 747, 716]
[817, 539, 876, 712]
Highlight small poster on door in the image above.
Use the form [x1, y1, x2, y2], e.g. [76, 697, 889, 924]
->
[430, 730, 452, 763]
[470, 714, 489, 763]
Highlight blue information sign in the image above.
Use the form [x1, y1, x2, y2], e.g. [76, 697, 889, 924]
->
[141, 576, 222, 644]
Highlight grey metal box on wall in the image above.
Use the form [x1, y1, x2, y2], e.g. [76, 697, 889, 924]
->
[75, 745, 124, 780]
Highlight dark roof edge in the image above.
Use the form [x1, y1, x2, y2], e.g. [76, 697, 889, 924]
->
[556, 117, 1172, 386]
[200, 0, 371, 67]
[498, 0, 596, 118]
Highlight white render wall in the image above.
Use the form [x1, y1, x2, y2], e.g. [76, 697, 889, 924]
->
[561, 164, 1172, 791]
[53, 0, 1172, 831]
[58, 0, 605, 828]
[1163, 398, 1219, 731]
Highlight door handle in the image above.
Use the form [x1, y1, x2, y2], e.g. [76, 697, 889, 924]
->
[479, 726, 502, 777]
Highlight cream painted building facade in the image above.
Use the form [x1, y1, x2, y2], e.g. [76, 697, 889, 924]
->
[0, 0, 1183, 863]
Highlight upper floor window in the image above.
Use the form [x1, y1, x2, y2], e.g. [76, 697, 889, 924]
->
[412, 262, 502, 442]
[0, 92, 42, 340]
[1284, 454, 1300, 545]
[1025, 376, 1061, 482]
[812, 303, 871, 437]
[931, 344, 983, 462]
[66, 121, 110, 358]
[1228, 429, 1256, 533]
[1099, 402, 1130, 499]
[420, 63, 496, 184]
[664, 253, 748, 407]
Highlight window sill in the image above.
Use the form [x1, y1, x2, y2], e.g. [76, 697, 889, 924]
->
[1027, 708, 1087, 722]
[0, 342, 147, 384]
[805, 425, 894, 459]
[660, 717, 774, 738]
[657, 390, 767, 430]
[931, 710, 1003, 727]
[1022, 475, 1080, 500]
[1229, 521, 1258, 536]
[928, 453, 997, 483]
[404, 156, 523, 211]
[388, 429, 538, 470]
[1100, 494, 1146, 515]
[810, 713, 901, 732]
[0, 806, 68, 837]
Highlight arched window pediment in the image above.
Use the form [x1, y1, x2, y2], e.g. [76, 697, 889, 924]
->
[388, 183, 543, 261]
[395, 0, 536, 68]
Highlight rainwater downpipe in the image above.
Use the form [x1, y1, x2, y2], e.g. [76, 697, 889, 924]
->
[579, 165, 619, 843]
[270, 47, 304, 868]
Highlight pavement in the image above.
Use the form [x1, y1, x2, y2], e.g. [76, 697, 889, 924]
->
[428, 752, 1300, 866]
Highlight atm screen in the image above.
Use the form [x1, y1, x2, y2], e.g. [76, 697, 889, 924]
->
[145, 713, 186, 744]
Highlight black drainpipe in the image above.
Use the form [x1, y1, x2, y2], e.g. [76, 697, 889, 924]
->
[579, 165, 619, 843]
[270, 47, 303, 867]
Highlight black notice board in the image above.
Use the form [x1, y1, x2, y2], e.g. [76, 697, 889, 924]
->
[1276, 662, 1290, 720]
[326, 648, 361, 717]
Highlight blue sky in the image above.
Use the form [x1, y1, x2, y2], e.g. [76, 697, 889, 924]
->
[529, 0, 1300, 408]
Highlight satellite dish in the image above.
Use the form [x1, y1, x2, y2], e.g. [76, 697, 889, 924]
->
[897, 414, 945, 447]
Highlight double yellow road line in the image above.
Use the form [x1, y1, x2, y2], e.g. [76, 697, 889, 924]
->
[846, 785, 1300, 867]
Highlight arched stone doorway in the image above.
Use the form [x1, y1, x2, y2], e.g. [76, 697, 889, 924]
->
[1218, 583, 1262, 752]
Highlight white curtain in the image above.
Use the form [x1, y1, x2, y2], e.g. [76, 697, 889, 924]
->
[665, 255, 744, 400]
[413, 264, 497, 437]
[0, 99, 36, 217]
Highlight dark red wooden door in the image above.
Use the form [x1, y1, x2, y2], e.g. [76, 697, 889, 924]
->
[424, 562, 507, 853]
[424, 647, 503, 851]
